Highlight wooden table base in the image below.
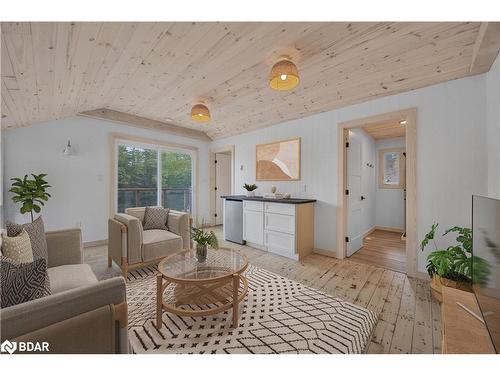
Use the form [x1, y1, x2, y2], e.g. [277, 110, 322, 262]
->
[156, 273, 248, 329]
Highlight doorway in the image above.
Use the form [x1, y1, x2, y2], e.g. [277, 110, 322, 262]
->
[337, 108, 417, 277]
[209, 146, 235, 227]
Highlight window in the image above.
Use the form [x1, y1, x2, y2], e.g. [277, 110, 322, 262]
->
[116, 142, 194, 214]
[379, 148, 405, 189]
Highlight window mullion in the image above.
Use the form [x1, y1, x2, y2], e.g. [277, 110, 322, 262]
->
[157, 149, 162, 207]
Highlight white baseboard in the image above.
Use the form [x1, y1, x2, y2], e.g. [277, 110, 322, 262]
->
[83, 239, 107, 248]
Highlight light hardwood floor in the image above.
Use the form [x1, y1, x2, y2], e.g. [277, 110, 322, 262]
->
[349, 230, 406, 273]
[84, 226, 441, 354]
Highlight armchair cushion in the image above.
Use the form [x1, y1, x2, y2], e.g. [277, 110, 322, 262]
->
[143, 206, 170, 231]
[7, 216, 48, 261]
[142, 229, 182, 262]
[48, 264, 98, 294]
[1, 256, 51, 308]
[46, 228, 83, 267]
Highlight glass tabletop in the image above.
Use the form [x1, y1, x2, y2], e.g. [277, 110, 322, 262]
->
[158, 248, 248, 281]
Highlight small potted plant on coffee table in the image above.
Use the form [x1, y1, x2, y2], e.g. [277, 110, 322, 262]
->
[191, 224, 219, 262]
[243, 183, 258, 197]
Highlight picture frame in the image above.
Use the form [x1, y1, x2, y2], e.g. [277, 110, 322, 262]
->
[256, 137, 301, 181]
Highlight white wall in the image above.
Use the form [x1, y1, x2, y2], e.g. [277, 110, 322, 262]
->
[348, 128, 376, 235]
[375, 137, 405, 230]
[4, 71, 496, 273]
[486, 53, 500, 199]
[3, 116, 211, 242]
[212, 74, 488, 273]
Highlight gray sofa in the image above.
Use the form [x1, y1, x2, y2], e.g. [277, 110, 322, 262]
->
[108, 207, 190, 278]
[0, 228, 128, 354]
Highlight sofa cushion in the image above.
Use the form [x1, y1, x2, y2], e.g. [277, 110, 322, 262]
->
[48, 264, 98, 294]
[143, 206, 170, 231]
[1, 256, 51, 308]
[7, 216, 48, 261]
[142, 229, 182, 262]
[1, 229, 34, 263]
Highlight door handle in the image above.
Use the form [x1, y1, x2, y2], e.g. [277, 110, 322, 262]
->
[361, 196, 366, 200]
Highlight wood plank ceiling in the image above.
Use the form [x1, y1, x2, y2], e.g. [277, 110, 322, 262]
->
[363, 120, 406, 140]
[1, 22, 499, 140]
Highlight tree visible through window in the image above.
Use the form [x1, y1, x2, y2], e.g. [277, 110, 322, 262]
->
[379, 148, 405, 189]
[117, 144, 193, 213]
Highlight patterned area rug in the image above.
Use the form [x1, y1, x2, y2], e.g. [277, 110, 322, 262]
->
[126, 265, 378, 354]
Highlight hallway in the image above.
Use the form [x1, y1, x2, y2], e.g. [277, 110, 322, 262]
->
[349, 230, 406, 273]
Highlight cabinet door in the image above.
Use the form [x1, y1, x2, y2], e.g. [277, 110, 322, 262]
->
[243, 210, 264, 245]
[265, 212, 296, 235]
[265, 230, 296, 259]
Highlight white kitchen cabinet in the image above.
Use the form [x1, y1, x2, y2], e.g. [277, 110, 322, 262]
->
[243, 209, 264, 245]
[242, 200, 315, 260]
[265, 230, 296, 259]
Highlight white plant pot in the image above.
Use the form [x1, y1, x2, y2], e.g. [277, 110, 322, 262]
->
[246, 191, 255, 197]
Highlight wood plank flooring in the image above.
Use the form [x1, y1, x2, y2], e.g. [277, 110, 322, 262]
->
[349, 230, 406, 273]
[84, 226, 441, 354]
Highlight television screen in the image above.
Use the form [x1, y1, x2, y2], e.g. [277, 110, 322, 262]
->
[472, 195, 500, 353]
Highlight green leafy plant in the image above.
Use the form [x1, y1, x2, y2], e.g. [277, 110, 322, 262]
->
[421, 223, 490, 284]
[191, 226, 219, 249]
[243, 183, 257, 192]
[9, 174, 51, 222]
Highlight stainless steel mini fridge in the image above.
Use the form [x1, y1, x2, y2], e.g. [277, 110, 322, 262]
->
[224, 199, 245, 245]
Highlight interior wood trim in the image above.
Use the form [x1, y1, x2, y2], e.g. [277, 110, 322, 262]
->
[378, 147, 406, 189]
[313, 248, 337, 258]
[470, 22, 500, 74]
[363, 226, 376, 237]
[209, 144, 235, 226]
[80, 108, 212, 142]
[108, 133, 200, 223]
[374, 225, 404, 233]
[337, 108, 418, 277]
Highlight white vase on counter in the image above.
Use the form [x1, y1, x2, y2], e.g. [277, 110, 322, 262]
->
[246, 190, 255, 197]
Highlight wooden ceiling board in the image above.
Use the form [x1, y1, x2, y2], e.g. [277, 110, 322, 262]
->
[2, 22, 500, 140]
[363, 120, 406, 140]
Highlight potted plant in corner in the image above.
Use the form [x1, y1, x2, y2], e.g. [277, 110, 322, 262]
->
[9, 173, 51, 222]
[243, 183, 258, 197]
[191, 224, 219, 262]
[420, 223, 490, 302]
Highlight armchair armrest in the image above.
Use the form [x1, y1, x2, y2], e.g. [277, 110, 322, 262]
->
[0, 276, 126, 340]
[46, 228, 83, 268]
[114, 213, 143, 264]
[168, 210, 190, 249]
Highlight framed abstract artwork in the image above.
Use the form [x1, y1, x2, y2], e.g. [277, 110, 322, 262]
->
[256, 138, 301, 181]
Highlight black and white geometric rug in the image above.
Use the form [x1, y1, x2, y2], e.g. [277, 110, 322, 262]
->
[126, 264, 377, 354]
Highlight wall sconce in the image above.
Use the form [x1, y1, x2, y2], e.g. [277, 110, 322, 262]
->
[366, 162, 374, 168]
[62, 140, 74, 156]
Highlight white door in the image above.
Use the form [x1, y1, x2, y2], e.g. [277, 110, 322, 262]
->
[215, 153, 231, 225]
[347, 136, 363, 256]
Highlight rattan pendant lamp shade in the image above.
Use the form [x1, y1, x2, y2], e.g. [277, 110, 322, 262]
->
[191, 104, 211, 122]
[269, 59, 300, 91]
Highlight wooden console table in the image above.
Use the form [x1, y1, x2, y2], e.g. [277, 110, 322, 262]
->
[441, 285, 495, 353]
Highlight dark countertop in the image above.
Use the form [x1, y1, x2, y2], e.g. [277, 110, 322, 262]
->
[221, 195, 316, 204]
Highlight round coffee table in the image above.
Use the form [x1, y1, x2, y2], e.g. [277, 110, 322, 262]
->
[156, 247, 249, 329]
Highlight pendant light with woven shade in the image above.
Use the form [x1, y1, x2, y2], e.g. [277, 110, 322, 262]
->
[269, 59, 300, 91]
[191, 104, 211, 123]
